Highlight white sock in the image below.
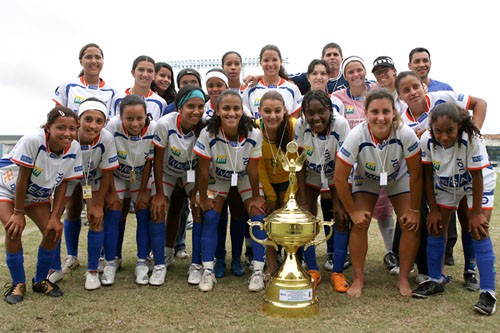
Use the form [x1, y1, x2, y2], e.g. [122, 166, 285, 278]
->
[377, 216, 395, 254]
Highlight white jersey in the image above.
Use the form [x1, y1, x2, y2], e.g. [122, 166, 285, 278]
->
[194, 127, 262, 182]
[420, 131, 496, 192]
[78, 128, 119, 184]
[109, 88, 167, 121]
[294, 115, 350, 180]
[153, 112, 199, 177]
[105, 116, 155, 181]
[0, 129, 83, 203]
[337, 122, 420, 184]
[203, 99, 253, 121]
[242, 78, 302, 118]
[401, 91, 471, 132]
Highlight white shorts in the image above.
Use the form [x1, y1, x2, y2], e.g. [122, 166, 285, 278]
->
[208, 174, 263, 201]
[306, 171, 334, 189]
[151, 174, 194, 198]
[65, 178, 102, 197]
[0, 171, 50, 207]
[114, 175, 152, 202]
[352, 172, 410, 197]
[435, 187, 495, 211]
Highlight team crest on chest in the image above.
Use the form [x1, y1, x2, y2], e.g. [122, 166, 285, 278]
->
[304, 145, 314, 156]
[73, 95, 85, 104]
[216, 155, 227, 164]
[365, 162, 376, 172]
[171, 146, 181, 157]
[432, 160, 441, 171]
[117, 150, 128, 159]
[32, 166, 43, 177]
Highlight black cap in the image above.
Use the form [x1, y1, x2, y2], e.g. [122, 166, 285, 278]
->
[176, 68, 202, 87]
[372, 56, 395, 73]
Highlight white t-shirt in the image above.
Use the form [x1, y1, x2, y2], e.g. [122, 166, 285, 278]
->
[0, 129, 83, 202]
[109, 88, 167, 121]
[194, 127, 262, 182]
[53, 77, 116, 114]
[78, 128, 119, 184]
[337, 122, 420, 184]
[105, 116, 155, 181]
[153, 112, 199, 177]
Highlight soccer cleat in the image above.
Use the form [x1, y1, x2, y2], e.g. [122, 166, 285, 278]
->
[214, 259, 226, 278]
[84, 271, 101, 290]
[464, 270, 480, 292]
[390, 266, 400, 276]
[474, 291, 497, 315]
[97, 257, 105, 273]
[61, 255, 80, 274]
[324, 253, 334, 271]
[175, 249, 190, 259]
[331, 272, 350, 293]
[383, 252, 399, 271]
[47, 269, 63, 284]
[187, 264, 203, 285]
[415, 274, 429, 284]
[248, 270, 265, 292]
[231, 258, 245, 276]
[101, 265, 117, 286]
[308, 270, 322, 290]
[149, 265, 167, 286]
[412, 280, 445, 299]
[199, 269, 216, 292]
[4, 282, 26, 305]
[32, 278, 64, 297]
[135, 264, 149, 285]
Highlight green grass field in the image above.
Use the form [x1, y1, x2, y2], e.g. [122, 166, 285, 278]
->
[1, 187, 500, 332]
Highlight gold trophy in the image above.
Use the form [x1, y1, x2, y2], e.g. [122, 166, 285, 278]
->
[248, 141, 333, 318]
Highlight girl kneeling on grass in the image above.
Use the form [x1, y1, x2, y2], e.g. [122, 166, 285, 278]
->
[104, 94, 157, 286]
[2, 107, 83, 304]
[48, 98, 119, 291]
[151, 85, 205, 286]
[334, 89, 422, 298]
[413, 103, 496, 315]
[193, 90, 266, 292]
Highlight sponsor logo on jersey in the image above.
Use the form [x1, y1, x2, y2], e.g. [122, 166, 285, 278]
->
[216, 155, 227, 164]
[433, 160, 441, 170]
[304, 145, 313, 156]
[117, 150, 128, 159]
[346, 106, 354, 114]
[408, 142, 419, 152]
[20, 155, 33, 164]
[195, 142, 205, 150]
[171, 146, 181, 157]
[365, 162, 376, 172]
[32, 166, 42, 177]
[109, 156, 118, 163]
[458, 94, 464, 102]
[472, 155, 483, 162]
[254, 98, 261, 107]
[74, 95, 85, 104]
[74, 165, 83, 172]
[340, 147, 350, 158]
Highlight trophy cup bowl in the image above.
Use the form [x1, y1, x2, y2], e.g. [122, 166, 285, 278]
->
[248, 142, 333, 318]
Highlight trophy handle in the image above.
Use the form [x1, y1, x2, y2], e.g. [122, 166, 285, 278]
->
[304, 221, 334, 250]
[247, 221, 278, 251]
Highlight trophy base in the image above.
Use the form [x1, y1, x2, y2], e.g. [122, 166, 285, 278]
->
[262, 253, 318, 318]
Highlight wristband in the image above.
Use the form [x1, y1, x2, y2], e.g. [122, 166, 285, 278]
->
[408, 208, 420, 213]
[13, 208, 25, 214]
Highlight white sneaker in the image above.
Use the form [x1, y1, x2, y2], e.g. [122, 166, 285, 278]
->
[135, 264, 149, 285]
[175, 249, 190, 259]
[149, 265, 167, 286]
[248, 270, 265, 292]
[47, 270, 63, 284]
[198, 269, 216, 292]
[187, 264, 203, 285]
[390, 266, 400, 275]
[101, 265, 117, 286]
[85, 271, 101, 290]
[324, 254, 334, 271]
[97, 257, 105, 273]
[62, 256, 80, 274]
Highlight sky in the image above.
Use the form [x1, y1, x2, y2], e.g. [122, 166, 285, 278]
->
[1, 0, 499, 135]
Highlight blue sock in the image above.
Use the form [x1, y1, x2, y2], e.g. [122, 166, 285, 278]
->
[6, 250, 25, 284]
[427, 235, 446, 281]
[201, 210, 220, 262]
[215, 211, 228, 260]
[35, 246, 56, 283]
[135, 209, 150, 260]
[50, 241, 62, 271]
[462, 230, 476, 271]
[87, 230, 104, 271]
[333, 226, 349, 273]
[116, 219, 126, 259]
[149, 220, 166, 265]
[64, 218, 81, 257]
[103, 210, 121, 261]
[250, 214, 266, 263]
[230, 217, 246, 259]
[192, 222, 203, 265]
[473, 237, 496, 291]
[304, 245, 319, 271]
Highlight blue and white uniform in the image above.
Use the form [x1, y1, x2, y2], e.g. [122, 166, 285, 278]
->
[0, 129, 83, 206]
[53, 77, 116, 114]
[109, 88, 167, 121]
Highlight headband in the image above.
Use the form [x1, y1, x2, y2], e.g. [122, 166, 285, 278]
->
[79, 100, 108, 117]
[205, 71, 229, 87]
[178, 89, 205, 109]
[341, 56, 365, 75]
